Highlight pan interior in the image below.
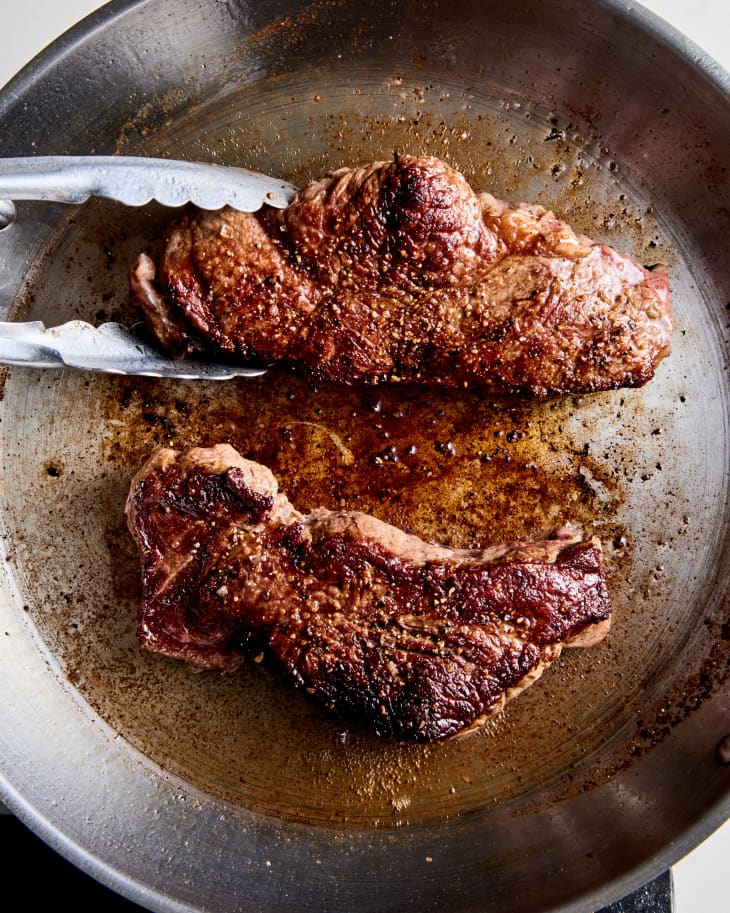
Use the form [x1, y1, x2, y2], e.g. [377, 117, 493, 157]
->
[1, 66, 727, 829]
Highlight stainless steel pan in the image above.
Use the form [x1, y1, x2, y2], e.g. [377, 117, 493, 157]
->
[0, 2, 728, 911]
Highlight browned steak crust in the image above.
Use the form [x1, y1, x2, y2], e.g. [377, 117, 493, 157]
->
[130, 154, 672, 395]
[125, 444, 612, 742]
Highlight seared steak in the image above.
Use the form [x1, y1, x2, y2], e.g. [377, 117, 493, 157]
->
[130, 153, 672, 395]
[125, 443, 612, 742]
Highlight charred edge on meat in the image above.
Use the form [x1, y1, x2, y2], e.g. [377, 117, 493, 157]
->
[130, 154, 672, 395]
[126, 444, 613, 742]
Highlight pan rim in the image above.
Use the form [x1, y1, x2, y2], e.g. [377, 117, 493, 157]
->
[0, 2, 728, 912]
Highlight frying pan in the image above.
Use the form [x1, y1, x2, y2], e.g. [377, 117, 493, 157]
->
[0, 1, 728, 911]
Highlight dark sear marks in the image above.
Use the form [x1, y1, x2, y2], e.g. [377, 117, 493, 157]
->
[130, 154, 672, 396]
[126, 444, 612, 742]
[122, 153, 666, 746]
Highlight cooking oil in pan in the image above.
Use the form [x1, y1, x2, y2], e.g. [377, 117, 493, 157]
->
[0, 68, 726, 829]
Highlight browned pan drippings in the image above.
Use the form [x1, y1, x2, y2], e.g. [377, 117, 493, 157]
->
[1, 73, 723, 831]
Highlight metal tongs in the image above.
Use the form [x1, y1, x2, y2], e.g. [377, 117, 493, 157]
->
[0, 155, 299, 379]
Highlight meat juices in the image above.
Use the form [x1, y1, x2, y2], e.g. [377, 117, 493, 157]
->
[130, 154, 672, 395]
[126, 444, 612, 742]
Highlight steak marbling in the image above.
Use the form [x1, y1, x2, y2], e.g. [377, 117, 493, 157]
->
[130, 154, 672, 395]
[126, 443, 612, 742]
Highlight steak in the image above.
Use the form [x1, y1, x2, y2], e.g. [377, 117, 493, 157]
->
[125, 443, 612, 742]
[130, 153, 672, 396]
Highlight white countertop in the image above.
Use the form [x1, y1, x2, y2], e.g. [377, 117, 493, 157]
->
[0, 1, 728, 911]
